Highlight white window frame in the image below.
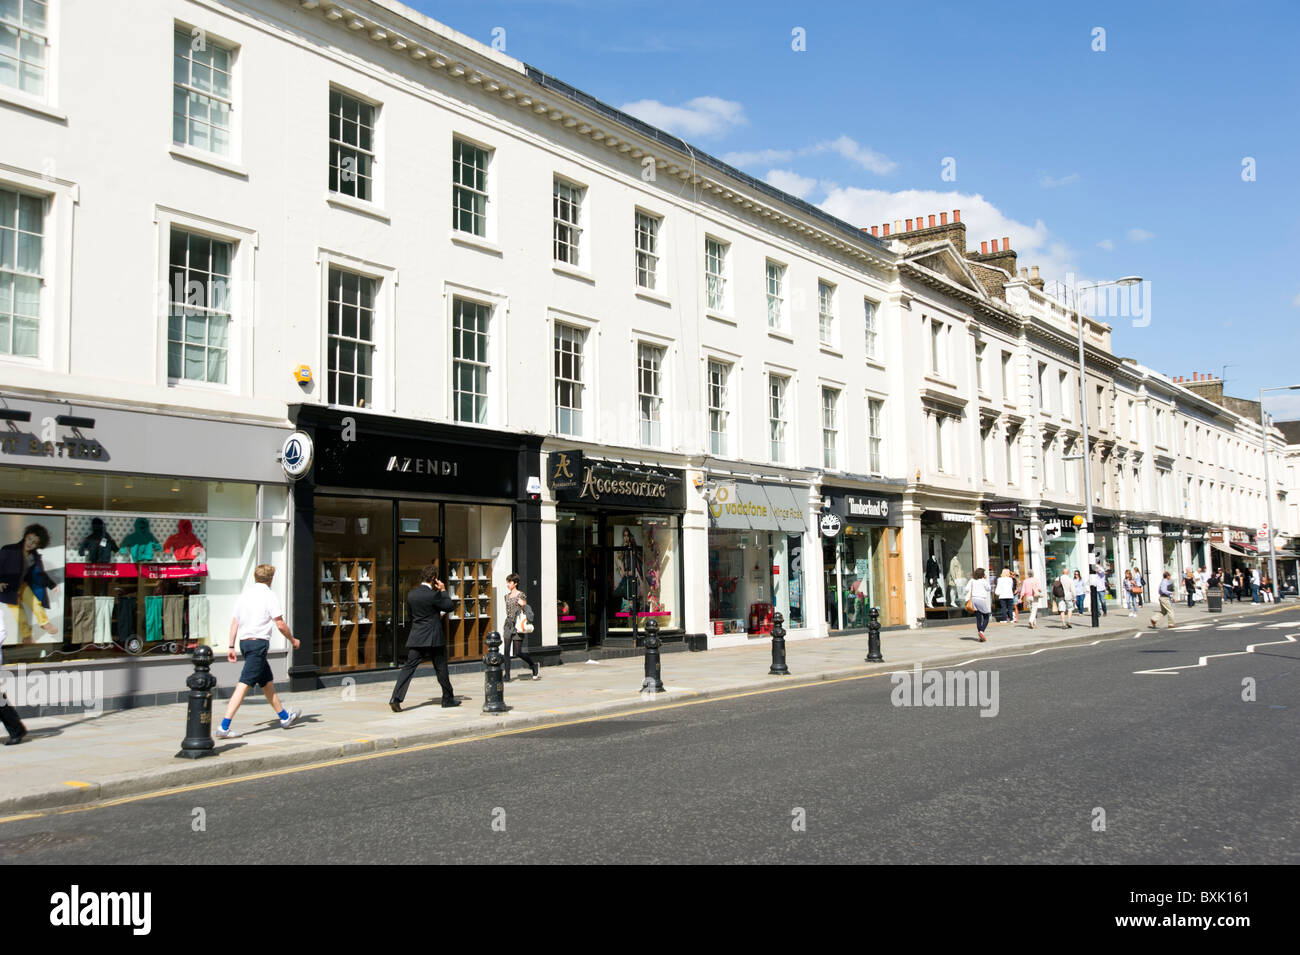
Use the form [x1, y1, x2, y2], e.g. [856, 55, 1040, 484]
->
[821, 386, 840, 470]
[0, 167, 71, 373]
[452, 134, 493, 240]
[934, 412, 947, 474]
[929, 318, 945, 377]
[637, 341, 665, 449]
[864, 298, 879, 362]
[766, 260, 786, 331]
[1005, 425, 1019, 486]
[328, 85, 381, 205]
[704, 236, 729, 314]
[553, 321, 588, 438]
[0, 182, 44, 361]
[450, 295, 492, 426]
[976, 343, 988, 394]
[634, 209, 661, 292]
[817, 280, 836, 347]
[768, 372, 789, 463]
[153, 206, 256, 396]
[707, 358, 732, 457]
[1001, 351, 1012, 401]
[552, 176, 585, 269]
[166, 227, 235, 388]
[0, 0, 55, 110]
[868, 397, 885, 475]
[317, 250, 395, 413]
[173, 23, 237, 160]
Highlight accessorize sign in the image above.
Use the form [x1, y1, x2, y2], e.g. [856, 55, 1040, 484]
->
[549, 457, 684, 510]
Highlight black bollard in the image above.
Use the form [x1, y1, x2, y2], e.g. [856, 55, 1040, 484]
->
[866, 606, 884, 662]
[178, 645, 217, 759]
[482, 631, 510, 714]
[769, 611, 790, 675]
[640, 618, 665, 693]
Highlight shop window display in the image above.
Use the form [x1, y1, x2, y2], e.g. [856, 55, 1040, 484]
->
[710, 528, 803, 634]
[922, 520, 975, 615]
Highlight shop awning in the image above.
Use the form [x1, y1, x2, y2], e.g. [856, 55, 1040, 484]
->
[1232, 542, 1259, 554]
[709, 482, 783, 531]
[761, 484, 810, 534]
[1210, 542, 1238, 559]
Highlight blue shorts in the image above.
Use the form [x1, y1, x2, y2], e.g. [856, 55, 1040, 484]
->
[238, 639, 274, 687]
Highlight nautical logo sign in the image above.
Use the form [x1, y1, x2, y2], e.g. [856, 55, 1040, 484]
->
[281, 431, 314, 479]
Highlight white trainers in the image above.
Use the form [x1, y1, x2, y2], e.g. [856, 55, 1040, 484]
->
[280, 709, 301, 729]
[215, 726, 240, 739]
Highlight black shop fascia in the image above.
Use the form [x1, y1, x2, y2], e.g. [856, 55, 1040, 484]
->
[548, 451, 687, 650]
[286, 406, 544, 689]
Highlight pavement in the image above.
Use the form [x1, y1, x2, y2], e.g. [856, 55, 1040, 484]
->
[0, 596, 1291, 818]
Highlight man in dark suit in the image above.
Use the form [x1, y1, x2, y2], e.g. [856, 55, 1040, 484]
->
[389, 563, 459, 711]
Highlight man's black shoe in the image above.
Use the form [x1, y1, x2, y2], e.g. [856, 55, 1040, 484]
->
[389, 702, 401, 713]
[5, 730, 26, 745]
[441, 699, 462, 708]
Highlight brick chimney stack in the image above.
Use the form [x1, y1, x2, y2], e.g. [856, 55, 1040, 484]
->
[1029, 265, 1045, 291]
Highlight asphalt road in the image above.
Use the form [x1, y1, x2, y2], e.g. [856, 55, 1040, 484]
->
[2, 611, 1296, 864]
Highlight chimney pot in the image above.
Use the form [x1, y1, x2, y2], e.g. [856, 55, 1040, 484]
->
[1031, 265, 1040, 279]
[905, 218, 913, 231]
[980, 241, 988, 254]
[882, 223, 890, 236]
[1002, 235, 1010, 250]
[870, 225, 879, 236]
[953, 209, 961, 222]
[991, 239, 1000, 252]
[929, 214, 936, 228]
[940, 212, 948, 225]
[894, 220, 902, 233]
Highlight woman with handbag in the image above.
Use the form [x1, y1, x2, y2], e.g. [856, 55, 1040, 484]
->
[501, 573, 540, 681]
[1054, 572, 1075, 628]
[964, 567, 992, 642]
[1018, 572, 1042, 629]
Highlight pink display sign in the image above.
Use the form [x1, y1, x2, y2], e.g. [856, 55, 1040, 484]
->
[65, 562, 208, 579]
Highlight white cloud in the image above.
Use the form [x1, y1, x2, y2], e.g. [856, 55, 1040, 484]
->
[618, 96, 746, 138]
[808, 135, 897, 175]
[1097, 238, 1114, 251]
[818, 187, 1104, 294]
[1039, 172, 1080, 188]
[1127, 227, 1155, 242]
[723, 136, 896, 176]
[721, 148, 794, 167]
[1263, 392, 1300, 420]
[764, 169, 819, 200]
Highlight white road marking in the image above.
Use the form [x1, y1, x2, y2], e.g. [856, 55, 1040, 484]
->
[1133, 634, 1297, 676]
[1216, 623, 1255, 630]
[1264, 621, 1300, 629]
[1173, 624, 1208, 631]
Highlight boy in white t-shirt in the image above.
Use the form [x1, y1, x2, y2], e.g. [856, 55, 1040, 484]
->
[216, 564, 301, 739]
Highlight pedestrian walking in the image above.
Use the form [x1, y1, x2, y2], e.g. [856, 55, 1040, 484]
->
[1073, 569, 1086, 615]
[1120, 569, 1134, 615]
[1131, 567, 1145, 609]
[1054, 571, 1075, 628]
[0, 609, 28, 744]
[502, 573, 540, 681]
[1093, 566, 1108, 617]
[1018, 572, 1042, 629]
[964, 567, 992, 642]
[1251, 567, 1262, 603]
[1149, 571, 1177, 629]
[994, 568, 1016, 624]
[389, 562, 458, 711]
[1183, 568, 1196, 609]
[216, 564, 301, 739]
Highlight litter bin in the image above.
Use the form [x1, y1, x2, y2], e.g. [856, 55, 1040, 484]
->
[1206, 585, 1223, 613]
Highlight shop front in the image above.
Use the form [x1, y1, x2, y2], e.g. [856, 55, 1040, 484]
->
[1161, 524, 1185, 581]
[707, 480, 807, 638]
[1187, 525, 1209, 573]
[984, 501, 1030, 582]
[1226, 528, 1260, 574]
[921, 510, 976, 618]
[1042, 511, 1086, 584]
[0, 393, 289, 707]
[549, 452, 684, 650]
[289, 407, 542, 687]
[823, 491, 904, 629]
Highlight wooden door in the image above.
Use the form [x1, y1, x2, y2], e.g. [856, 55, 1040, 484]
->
[885, 528, 905, 625]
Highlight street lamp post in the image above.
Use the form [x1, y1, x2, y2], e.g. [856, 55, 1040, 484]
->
[1070, 276, 1142, 627]
[1258, 384, 1300, 602]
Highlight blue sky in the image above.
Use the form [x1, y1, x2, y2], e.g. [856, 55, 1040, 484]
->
[409, 0, 1300, 417]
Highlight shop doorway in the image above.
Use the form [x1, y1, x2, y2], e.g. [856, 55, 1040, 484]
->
[885, 527, 904, 624]
[394, 532, 442, 669]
